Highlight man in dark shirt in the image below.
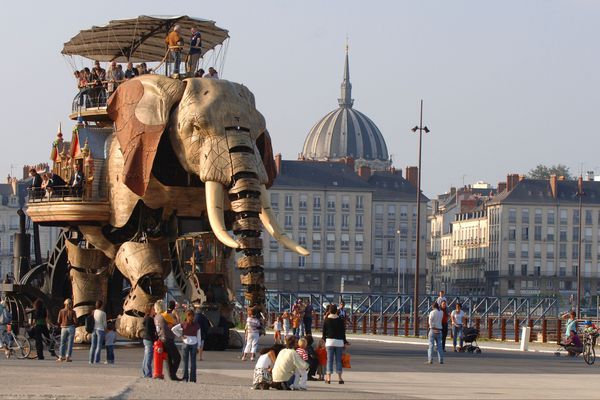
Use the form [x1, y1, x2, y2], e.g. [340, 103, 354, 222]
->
[69, 164, 85, 197]
[124, 62, 139, 80]
[303, 299, 314, 335]
[187, 27, 202, 77]
[29, 169, 42, 199]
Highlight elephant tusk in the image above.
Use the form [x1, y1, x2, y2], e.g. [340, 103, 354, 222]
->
[259, 185, 310, 256]
[205, 181, 240, 249]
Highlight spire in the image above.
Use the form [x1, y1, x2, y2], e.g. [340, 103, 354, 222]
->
[338, 42, 353, 108]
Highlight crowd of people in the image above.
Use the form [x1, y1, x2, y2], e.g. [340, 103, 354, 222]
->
[246, 300, 349, 390]
[28, 165, 85, 200]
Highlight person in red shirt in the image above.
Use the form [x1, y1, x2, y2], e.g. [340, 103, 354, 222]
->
[440, 300, 450, 352]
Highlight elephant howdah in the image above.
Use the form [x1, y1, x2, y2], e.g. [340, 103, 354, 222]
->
[59, 75, 309, 339]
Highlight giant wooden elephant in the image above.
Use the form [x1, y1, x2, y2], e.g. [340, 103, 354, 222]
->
[72, 75, 308, 339]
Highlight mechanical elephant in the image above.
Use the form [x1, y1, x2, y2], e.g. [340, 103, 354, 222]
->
[73, 75, 308, 339]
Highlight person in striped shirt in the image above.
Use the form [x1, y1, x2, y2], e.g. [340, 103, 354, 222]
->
[293, 338, 309, 390]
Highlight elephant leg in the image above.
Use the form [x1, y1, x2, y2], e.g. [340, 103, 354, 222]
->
[66, 240, 110, 343]
[114, 241, 170, 339]
[230, 177, 266, 312]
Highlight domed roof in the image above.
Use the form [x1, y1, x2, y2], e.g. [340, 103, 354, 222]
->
[301, 48, 390, 165]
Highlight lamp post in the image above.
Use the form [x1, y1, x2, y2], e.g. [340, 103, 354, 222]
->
[576, 176, 585, 319]
[411, 100, 429, 336]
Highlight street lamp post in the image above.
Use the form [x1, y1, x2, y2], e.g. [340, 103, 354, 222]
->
[576, 176, 585, 319]
[411, 100, 429, 336]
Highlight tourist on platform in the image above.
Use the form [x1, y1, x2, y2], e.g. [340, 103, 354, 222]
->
[124, 62, 139, 79]
[427, 302, 444, 364]
[89, 300, 106, 364]
[303, 299, 314, 336]
[172, 310, 202, 382]
[41, 173, 50, 194]
[106, 61, 124, 95]
[187, 27, 202, 77]
[204, 67, 219, 79]
[154, 299, 182, 381]
[252, 344, 283, 390]
[194, 68, 205, 78]
[29, 168, 43, 199]
[440, 300, 450, 352]
[104, 321, 116, 364]
[451, 303, 467, 351]
[141, 303, 156, 378]
[56, 298, 77, 362]
[271, 336, 308, 390]
[436, 290, 447, 306]
[321, 304, 348, 384]
[273, 316, 283, 344]
[165, 25, 183, 76]
[69, 164, 85, 196]
[192, 304, 210, 361]
[48, 171, 67, 196]
[90, 61, 106, 106]
[242, 308, 262, 361]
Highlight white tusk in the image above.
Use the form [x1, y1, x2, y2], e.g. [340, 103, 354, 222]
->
[259, 185, 310, 256]
[205, 181, 240, 249]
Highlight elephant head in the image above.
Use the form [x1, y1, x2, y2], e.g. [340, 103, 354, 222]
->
[107, 75, 308, 308]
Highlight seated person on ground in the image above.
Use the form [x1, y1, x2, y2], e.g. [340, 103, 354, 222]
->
[561, 329, 583, 356]
[271, 336, 308, 390]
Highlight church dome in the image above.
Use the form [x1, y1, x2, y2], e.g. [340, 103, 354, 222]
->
[301, 48, 390, 168]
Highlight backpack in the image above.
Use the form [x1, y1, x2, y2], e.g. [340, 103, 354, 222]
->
[0, 308, 11, 325]
[85, 313, 95, 333]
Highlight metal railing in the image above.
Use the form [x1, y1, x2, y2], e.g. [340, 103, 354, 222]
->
[27, 186, 85, 203]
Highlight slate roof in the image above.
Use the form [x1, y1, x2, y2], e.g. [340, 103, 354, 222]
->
[368, 171, 429, 202]
[488, 179, 600, 205]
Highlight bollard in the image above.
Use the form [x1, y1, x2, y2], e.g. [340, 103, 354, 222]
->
[556, 319, 562, 345]
[383, 315, 388, 335]
[528, 319, 534, 342]
[362, 317, 368, 334]
[371, 316, 377, 335]
[475, 317, 481, 332]
[239, 311, 244, 326]
[314, 313, 320, 330]
[487, 317, 493, 339]
[404, 316, 410, 336]
[352, 315, 357, 333]
[541, 318, 547, 343]
[501, 318, 506, 341]
[393, 316, 399, 336]
[514, 318, 520, 342]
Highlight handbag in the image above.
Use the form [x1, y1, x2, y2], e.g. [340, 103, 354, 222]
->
[341, 352, 351, 369]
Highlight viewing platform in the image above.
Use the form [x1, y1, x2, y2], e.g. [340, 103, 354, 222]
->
[26, 187, 110, 225]
[69, 90, 110, 122]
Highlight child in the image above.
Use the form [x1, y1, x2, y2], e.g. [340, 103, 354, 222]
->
[252, 347, 277, 390]
[293, 338, 309, 390]
[315, 338, 327, 381]
[292, 313, 300, 338]
[282, 312, 291, 337]
[273, 317, 283, 344]
[104, 322, 116, 364]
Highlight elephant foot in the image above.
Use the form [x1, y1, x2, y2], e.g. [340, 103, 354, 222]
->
[115, 241, 169, 339]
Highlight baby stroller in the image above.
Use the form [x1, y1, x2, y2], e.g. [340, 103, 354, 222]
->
[460, 327, 481, 354]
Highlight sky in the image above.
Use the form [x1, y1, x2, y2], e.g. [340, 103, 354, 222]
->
[1, 0, 599, 197]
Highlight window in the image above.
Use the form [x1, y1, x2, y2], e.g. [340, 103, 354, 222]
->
[547, 210, 555, 225]
[285, 194, 293, 210]
[400, 205, 408, 219]
[572, 243, 579, 258]
[356, 195, 364, 210]
[374, 239, 383, 255]
[9, 216, 18, 230]
[559, 266, 566, 277]
[560, 209, 568, 224]
[312, 251, 321, 265]
[521, 243, 528, 258]
[326, 234, 335, 250]
[313, 195, 321, 209]
[572, 265, 578, 277]
[341, 195, 350, 210]
[387, 239, 395, 254]
[298, 233, 307, 246]
[327, 214, 335, 229]
[341, 214, 349, 229]
[572, 226, 579, 241]
[355, 234, 363, 250]
[375, 204, 384, 219]
[9, 236, 14, 254]
[547, 243, 555, 258]
[521, 227, 529, 240]
[508, 226, 516, 240]
[508, 243, 516, 258]
[585, 243, 592, 260]
[270, 193, 279, 209]
[585, 227, 592, 241]
[508, 263, 515, 276]
[534, 226, 542, 241]
[298, 214, 307, 228]
[356, 214, 363, 229]
[547, 227, 555, 241]
[559, 227, 567, 241]
[508, 280, 515, 290]
[573, 209, 580, 225]
[313, 214, 320, 228]
[399, 240, 407, 257]
[521, 209, 529, 224]
[284, 214, 292, 228]
[341, 234, 350, 249]
[298, 256, 306, 267]
[299, 194, 307, 209]
[534, 243, 541, 258]
[327, 195, 336, 210]
[398, 222, 408, 238]
[521, 264, 528, 276]
[586, 210, 593, 225]
[388, 205, 396, 218]
[375, 221, 383, 236]
[312, 233, 321, 249]
[534, 208, 543, 224]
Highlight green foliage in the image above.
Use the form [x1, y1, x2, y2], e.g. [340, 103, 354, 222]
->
[527, 164, 573, 180]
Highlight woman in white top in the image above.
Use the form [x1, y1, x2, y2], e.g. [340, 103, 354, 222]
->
[427, 302, 444, 364]
[242, 308, 262, 361]
[171, 310, 202, 382]
[89, 300, 107, 364]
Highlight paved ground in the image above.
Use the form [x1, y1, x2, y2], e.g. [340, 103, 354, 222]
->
[0, 333, 599, 399]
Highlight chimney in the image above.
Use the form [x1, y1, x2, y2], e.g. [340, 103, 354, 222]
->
[357, 165, 371, 178]
[344, 156, 355, 170]
[497, 182, 507, 193]
[405, 166, 418, 188]
[450, 187, 456, 197]
[587, 171, 595, 181]
[274, 153, 282, 175]
[549, 174, 557, 199]
[506, 174, 520, 192]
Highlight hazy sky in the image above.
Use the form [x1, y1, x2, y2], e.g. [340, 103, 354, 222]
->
[1, 0, 599, 197]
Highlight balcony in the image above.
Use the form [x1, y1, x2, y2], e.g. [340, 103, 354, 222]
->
[27, 187, 110, 225]
[453, 258, 486, 266]
[70, 89, 110, 122]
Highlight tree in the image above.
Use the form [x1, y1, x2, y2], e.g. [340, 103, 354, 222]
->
[527, 164, 573, 180]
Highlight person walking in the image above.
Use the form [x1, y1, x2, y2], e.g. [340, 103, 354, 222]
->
[427, 302, 444, 364]
[57, 299, 77, 362]
[321, 304, 348, 384]
[242, 308, 262, 361]
[440, 300, 450, 352]
[154, 300, 182, 381]
[29, 299, 56, 360]
[141, 303, 156, 378]
[303, 299, 314, 336]
[451, 303, 467, 352]
[192, 304, 210, 361]
[89, 300, 106, 364]
[172, 310, 202, 382]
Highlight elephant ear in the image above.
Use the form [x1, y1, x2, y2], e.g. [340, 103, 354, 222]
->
[256, 130, 277, 189]
[107, 75, 185, 196]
